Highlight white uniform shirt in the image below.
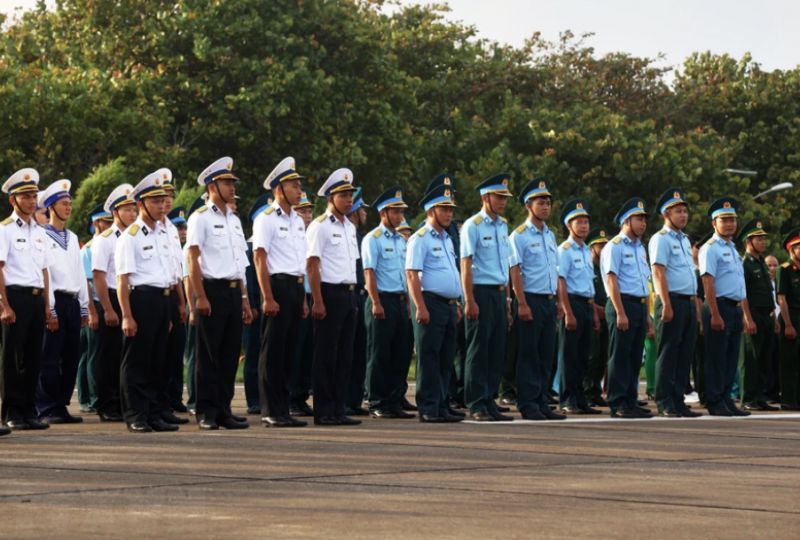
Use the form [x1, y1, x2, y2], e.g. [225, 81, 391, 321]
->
[252, 201, 306, 276]
[163, 218, 183, 285]
[0, 211, 53, 288]
[115, 218, 172, 288]
[44, 226, 89, 317]
[91, 224, 123, 290]
[306, 210, 359, 284]
[185, 201, 248, 280]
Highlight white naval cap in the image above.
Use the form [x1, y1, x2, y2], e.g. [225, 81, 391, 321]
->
[197, 157, 239, 187]
[40, 179, 72, 209]
[317, 168, 356, 198]
[104, 184, 136, 213]
[133, 169, 170, 201]
[2, 168, 40, 196]
[264, 157, 304, 191]
[155, 168, 174, 191]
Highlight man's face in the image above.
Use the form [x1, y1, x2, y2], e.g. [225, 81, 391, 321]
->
[529, 197, 551, 220]
[399, 229, 411, 243]
[331, 192, 354, 215]
[792, 246, 800, 264]
[666, 204, 688, 230]
[591, 242, 606, 258]
[568, 217, 590, 239]
[116, 203, 138, 226]
[629, 215, 648, 237]
[714, 216, 737, 238]
[12, 192, 37, 215]
[386, 208, 405, 228]
[177, 223, 187, 244]
[485, 193, 508, 215]
[280, 179, 303, 206]
[296, 207, 313, 228]
[766, 256, 779, 280]
[34, 207, 49, 225]
[749, 235, 768, 255]
[50, 198, 72, 221]
[213, 179, 236, 201]
[141, 196, 167, 222]
[164, 190, 174, 213]
[431, 206, 454, 228]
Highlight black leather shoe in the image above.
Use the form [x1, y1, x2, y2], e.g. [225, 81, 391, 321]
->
[637, 399, 649, 406]
[149, 419, 179, 432]
[262, 416, 293, 427]
[63, 413, 84, 424]
[679, 409, 703, 418]
[372, 410, 398, 419]
[0, 427, 9, 436]
[127, 421, 153, 433]
[542, 409, 567, 420]
[400, 397, 418, 411]
[742, 403, 766, 411]
[338, 415, 362, 426]
[470, 411, 494, 422]
[637, 407, 652, 414]
[282, 415, 308, 427]
[489, 411, 514, 422]
[161, 411, 189, 425]
[5, 419, 30, 430]
[220, 418, 249, 429]
[547, 395, 559, 405]
[611, 409, 640, 419]
[590, 396, 608, 407]
[708, 407, 733, 417]
[290, 402, 314, 417]
[99, 412, 124, 422]
[41, 416, 65, 424]
[757, 402, 779, 411]
[346, 405, 369, 417]
[579, 405, 603, 415]
[521, 410, 546, 421]
[441, 413, 464, 423]
[500, 397, 516, 406]
[171, 403, 188, 413]
[659, 409, 681, 418]
[730, 406, 751, 417]
[560, 406, 586, 415]
[449, 400, 467, 410]
[419, 414, 445, 423]
[231, 414, 247, 423]
[636, 409, 654, 418]
[496, 404, 511, 413]
[25, 418, 51, 430]
[447, 407, 466, 417]
[314, 416, 342, 426]
[247, 406, 261, 415]
[199, 419, 219, 430]
[393, 410, 416, 419]
[781, 404, 800, 411]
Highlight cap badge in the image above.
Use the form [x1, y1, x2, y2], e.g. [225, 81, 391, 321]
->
[301, 191, 307, 198]
[674, 191, 680, 199]
[155, 178, 161, 185]
[179, 210, 185, 217]
[291, 162, 295, 169]
[637, 201, 644, 209]
[444, 177, 450, 185]
[226, 162, 232, 171]
[395, 190, 402, 198]
[268, 198, 273, 204]
[502, 178, 509, 186]
[24, 174, 30, 181]
[444, 189, 451, 197]
[723, 201, 731, 209]
[600, 230, 606, 237]
[576, 203, 583, 210]
[757, 221, 762, 228]
[539, 181, 546, 189]
[62, 182, 68, 190]
[343, 174, 349, 181]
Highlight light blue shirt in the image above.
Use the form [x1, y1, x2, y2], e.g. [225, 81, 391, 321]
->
[362, 224, 407, 293]
[406, 223, 462, 300]
[460, 209, 510, 286]
[557, 238, 595, 298]
[81, 240, 98, 302]
[601, 232, 651, 298]
[648, 227, 697, 296]
[698, 233, 746, 301]
[509, 220, 557, 295]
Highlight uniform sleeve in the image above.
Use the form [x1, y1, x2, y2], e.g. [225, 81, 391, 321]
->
[115, 233, 137, 276]
[649, 234, 670, 267]
[460, 219, 477, 259]
[406, 234, 425, 271]
[185, 214, 204, 249]
[777, 266, 790, 296]
[252, 213, 271, 254]
[74, 238, 89, 316]
[82, 245, 93, 279]
[305, 221, 323, 259]
[361, 234, 379, 271]
[699, 245, 715, 277]
[41, 234, 54, 270]
[0, 226, 9, 264]
[557, 245, 571, 279]
[604, 243, 621, 276]
[92, 236, 108, 273]
[509, 231, 522, 268]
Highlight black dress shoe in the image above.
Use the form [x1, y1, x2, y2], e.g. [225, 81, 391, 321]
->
[199, 419, 219, 430]
[149, 419, 179, 432]
[220, 418, 250, 429]
[262, 416, 293, 427]
[496, 404, 511, 413]
[781, 404, 800, 411]
[338, 415, 362, 426]
[63, 413, 84, 424]
[25, 418, 51, 430]
[500, 397, 516, 406]
[490, 411, 514, 422]
[730, 406, 751, 417]
[393, 410, 416, 419]
[127, 421, 153, 433]
[638, 399, 649, 406]
[5, 419, 30, 430]
[247, 406, 261, 415]
[590, 396, 608, 407]
[757, 402, 779, 411]
[542, 409, 567, 420]
[679, 409, 703, 418]
[646, 393, 655, 401]
[447, 406, 466, 418]
[171, 403, 188, 413]
[521, 410, 546, 421]
[579, 405, 603, 415]
[372, 410, 399, 419]
[99, 412, 124, 422]
[441, 413, 464, 423]
[636, 409, 654, 418]
[659, 409, 681, 418]
[547, 395, 559, 405]
[708, 407, 733, 417]
[231, 414, 247, 423]
[611, 409, 640, 419]
[0, 427, 10, 436]
[560, 406, 586, 415]
[290, 402, 314, 417]
[314, 416, 342, 426]
[282, 415, 308, 427]
[470, 411, 494, 422]
[637, 407, 652, 414]
[41, 416, 66, 424]
[400, 397, 418, 411]
[449, 400, 467, 410]
[161, 411, 190, 425]
[419, 414, 445, 423]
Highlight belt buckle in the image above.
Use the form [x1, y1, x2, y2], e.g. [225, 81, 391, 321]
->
[348, 284, 355, 291]
[588, 299, 593, 304]
[31, 288, 40, 296]
[448, 298, 456, 305]
[497, 285, 505, 292]
[163, 289, 170, 296]
[640, 298, 646, 304]
[736, 301, 742, 307]
[297, 277, 304, 284]
[547, 295, 553, 300]
[229, 281, 237, 289]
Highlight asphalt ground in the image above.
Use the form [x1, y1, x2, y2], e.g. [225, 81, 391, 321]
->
[2, 388, 799, 540]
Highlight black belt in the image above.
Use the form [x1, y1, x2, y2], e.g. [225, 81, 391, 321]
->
[379, 291, 408, 302]
[321, 282, 356, 292]
[7, 285, 41, 295]
[54, 290, 79, 300]
[568, 294, 593, 304]
[423, 291, 459, 305]
[718, 297, 742, 307]
[668, 293, 695, 302]
[129, 285, 170, 296]
[271, 273, 304, 284]
[528, 293, 555, 300]
[203, 278, 240, 288]
[108, 288, 117, 294]
[620, 294, 647, 304]
[475, 284, 506, 292]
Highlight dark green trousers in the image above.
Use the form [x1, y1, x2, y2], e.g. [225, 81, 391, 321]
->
[413, 294, 457, 416]
[559, 298, 593, 409]
[654, 296, 697, 413]
[465, 286, 507, 414]
[498, 299, 518, 401]
[516, 294, 557, 414]
[76, 319, 100, 409]
[739, 308, 774, 407]
[346, 293, 368, 409]
[365, 294, 409, 413]
[584, 308, 608, 400]
[606, 297, 647, 412]
[695, 327, 706, 404]
[779, 311, 800, 407]
[702, 300, 742, 411]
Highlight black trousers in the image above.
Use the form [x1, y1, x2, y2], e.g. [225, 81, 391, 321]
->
[365, 293, 409, 413]
[243, 308, 261, 410]
[167, 288, 187, 408]
[120, 289, 170, 424]
[413, 294, 457, 416]
[196, 280, 243, 423]
[654, 296, 697, 412]
[95, 290, 123, 415]
[559, 298, 593, 409]
[517, 294, 557, 414]
[312, 284, 358, 418]
[347, 292, 368, 409]
[0, 288, 45, 423]
[289, 294, 314, 408]
[259, 278, 304, 417]
[37, 295, 81, 418]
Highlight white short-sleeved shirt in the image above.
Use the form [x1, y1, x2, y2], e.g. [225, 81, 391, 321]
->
[115, 218, 172, 288]
[185, 201, 248, 280]
[0, 211, 53, 288]
[305, 210, 359, 284]
[252, 202, 306, 276]
[91, 223, 123, 289]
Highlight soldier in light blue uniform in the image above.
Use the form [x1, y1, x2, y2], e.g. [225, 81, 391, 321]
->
[601, 198, 654, 419]
[649, 188, 703, 418]
[460, 173, 513, 422]
[406, 184, 464, 423]
[557, 199, 601, 415]
[699, 197, 752, 416]
[508, 178, 565, 421]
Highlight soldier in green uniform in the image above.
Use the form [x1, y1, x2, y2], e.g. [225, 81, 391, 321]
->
[583, 227, 610, 407]
[776, 227, 800, 411]
[738, 219, 780, 411]
[692, 232, 712, 405]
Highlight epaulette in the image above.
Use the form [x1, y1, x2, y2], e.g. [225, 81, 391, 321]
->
[128, 224, 140, 236]
[195, 206, 209, 214]
[612, 237, 621, 244]
[315, 214, 327, 223]
[500, 216, 507, 223]
[659, 229, 667, 235]
[417, 228, 428, 237]
[707, 238, 716, 245]
[782, 262, 790, 268]
[562, 241, 571, 249]
[85, 239, 93, 248]
[372, 229, 381, 238]
[515, 224, 526, 234]
[101, 228, 114, 237]
[1, 217, 13, 226]
[263, 206, 276, 215]
[473, 216, 482, 225]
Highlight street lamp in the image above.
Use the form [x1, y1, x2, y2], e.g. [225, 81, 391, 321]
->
[724, 168, 759, 177]
[753, 182, 793, 201]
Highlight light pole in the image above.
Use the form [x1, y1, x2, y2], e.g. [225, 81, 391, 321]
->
[753, 182, 793, 201]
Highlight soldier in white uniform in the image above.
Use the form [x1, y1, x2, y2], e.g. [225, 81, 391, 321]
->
[186, 157, 253, 431]
[0, 168, 54, 431]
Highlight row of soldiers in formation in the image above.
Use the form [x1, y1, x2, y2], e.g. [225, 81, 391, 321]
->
[1, 158, 800, 435]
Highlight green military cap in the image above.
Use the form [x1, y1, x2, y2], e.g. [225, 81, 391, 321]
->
[695, 231, 714, 248]
[586, 227, 609, 246]
[738, 219, 768, 242]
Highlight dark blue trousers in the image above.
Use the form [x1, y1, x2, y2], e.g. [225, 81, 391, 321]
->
[37, 296, 81, 418]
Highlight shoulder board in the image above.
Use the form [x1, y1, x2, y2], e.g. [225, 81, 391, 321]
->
[612, 237, 621, 244]
[500, 216, 507, 223]
[561, 241, 571, 249]
[372, 229, 381, 238]
[417, 228, 428, 237]
[1, 217, 12, 226]
[85, 239, 93, 247]
[782, 262, 790, 268]
[659, 229, 667, 235]
[263, 206, 275, 215]
[101, 228, 114, 237]
[515, 224, 526, 234]
[127, 224, 140, 236]
[315, 214, 327, 223]
[707, 238, 716, 245]
[195, 206, 208, 214]
[473, 216, 482, 225]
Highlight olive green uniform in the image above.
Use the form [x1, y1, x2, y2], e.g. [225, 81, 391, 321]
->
[739, 252, 775, 407]
[777, 262, 800, 407]
[583, 262, 608, 401]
